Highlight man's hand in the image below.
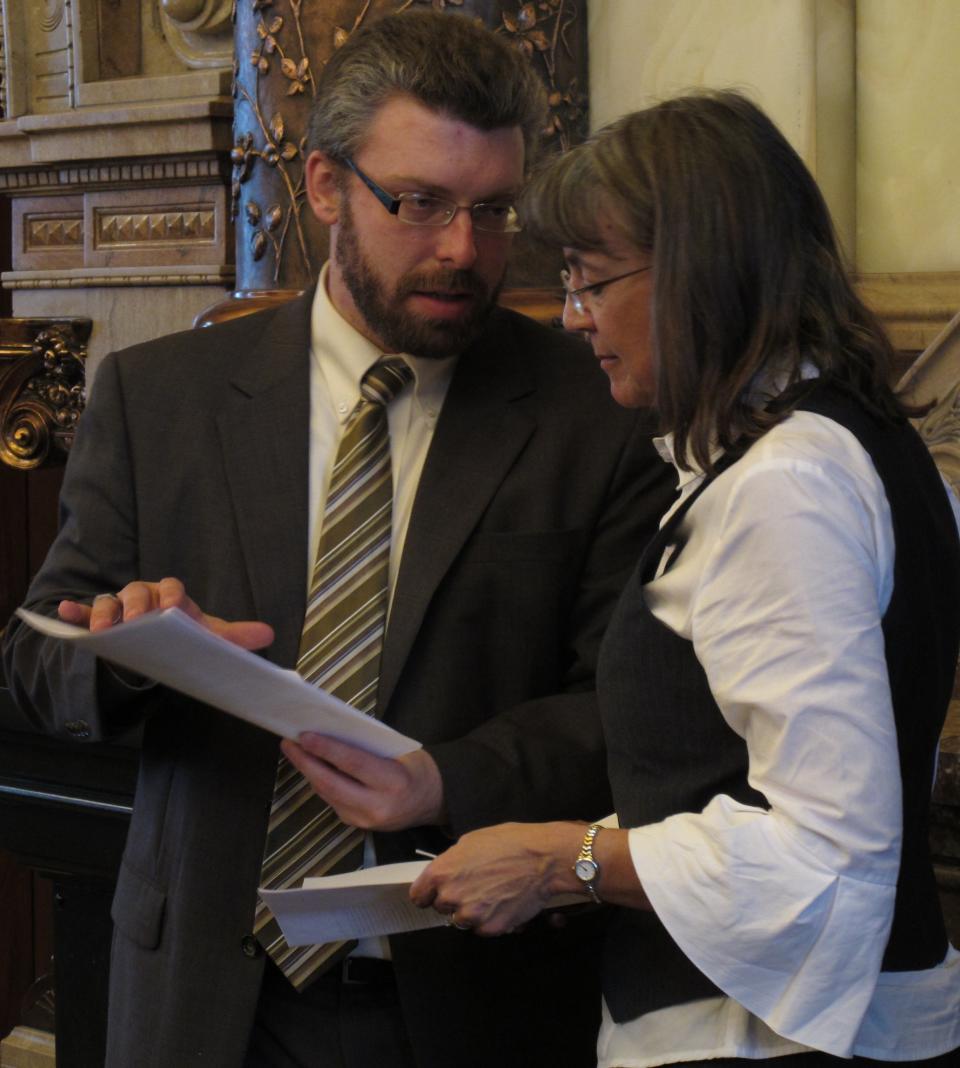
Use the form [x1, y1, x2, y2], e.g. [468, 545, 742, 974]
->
[57, 577, 274, 650]
[280, 733, 446, 831]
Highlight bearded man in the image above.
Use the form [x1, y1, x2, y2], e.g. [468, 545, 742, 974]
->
[3, 11, 672, 1068]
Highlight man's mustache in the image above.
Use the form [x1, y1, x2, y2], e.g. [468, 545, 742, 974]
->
[396, 269, 489, 302]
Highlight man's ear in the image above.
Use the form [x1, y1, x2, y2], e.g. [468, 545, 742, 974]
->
[305, 151, 342, 225]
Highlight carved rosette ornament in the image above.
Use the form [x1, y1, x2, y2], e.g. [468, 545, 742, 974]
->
[231, 0, 588, 295]
[0, 320, 90, 470]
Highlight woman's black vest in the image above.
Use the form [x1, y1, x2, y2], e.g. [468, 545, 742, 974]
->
[597, 383, 960, 1023]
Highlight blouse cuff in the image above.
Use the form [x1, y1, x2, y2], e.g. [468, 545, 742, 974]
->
[627, 796, 896, 1056]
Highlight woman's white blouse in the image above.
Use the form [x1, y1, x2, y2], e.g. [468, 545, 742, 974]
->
[598, 410, 960, 1066]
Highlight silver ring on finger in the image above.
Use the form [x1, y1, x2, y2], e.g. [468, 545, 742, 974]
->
[93, 592, 123, 623]
[452, 919, 472, 931]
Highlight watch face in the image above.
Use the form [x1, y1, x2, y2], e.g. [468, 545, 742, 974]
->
[575, 858, 599, 883]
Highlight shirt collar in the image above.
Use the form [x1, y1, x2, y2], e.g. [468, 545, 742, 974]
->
[654, 359, 821, 481]
[310, 262, 457, 424]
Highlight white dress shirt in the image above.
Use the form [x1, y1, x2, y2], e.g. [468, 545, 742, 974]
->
[598, 409, 960, 1066]
[308, 264, 456, 599]
[308, 266, 456, 957]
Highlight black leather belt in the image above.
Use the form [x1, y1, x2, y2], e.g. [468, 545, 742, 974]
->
[339, 956, 396, 986]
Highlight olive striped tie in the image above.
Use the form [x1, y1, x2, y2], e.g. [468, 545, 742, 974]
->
[254, 357, 413, 988]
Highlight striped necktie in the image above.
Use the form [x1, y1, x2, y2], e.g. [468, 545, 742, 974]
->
[254, 356, 414, 988]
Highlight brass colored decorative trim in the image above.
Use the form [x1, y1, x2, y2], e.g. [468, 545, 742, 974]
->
[3, 268, 234, 288]
[25, 213, 84, 250]
[193, 288, 303, 328]
[0, 157, 226, 192]
[0, 318, 90, 470]
[94, 208, 217, 248]
[0, 4, 7, 120]
[191, 286, 567, 331]
[499, 287, 565, 329]
[0, 1026, 56, 1067]
[856, 271, 960, 356]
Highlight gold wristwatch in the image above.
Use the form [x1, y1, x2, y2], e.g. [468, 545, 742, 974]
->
[573, 823, 603, 903]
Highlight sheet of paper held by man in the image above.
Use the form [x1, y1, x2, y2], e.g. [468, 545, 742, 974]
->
[259, 861, 589, 945]
[15, 606, 420, 758]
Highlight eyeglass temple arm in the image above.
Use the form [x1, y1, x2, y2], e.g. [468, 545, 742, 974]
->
[343, 158, 401, 215]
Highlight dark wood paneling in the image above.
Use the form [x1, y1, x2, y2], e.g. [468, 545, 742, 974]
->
[0, 851, 33, 1039]
[0, 465, 29, 628]
[0, 195, 10, 317]
[27, 467, 65, 580]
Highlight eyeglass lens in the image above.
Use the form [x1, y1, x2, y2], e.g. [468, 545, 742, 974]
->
[395, 195, 518, 233]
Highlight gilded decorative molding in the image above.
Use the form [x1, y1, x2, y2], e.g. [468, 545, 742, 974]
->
[25, 214, 83, 250]
[856, 271, 960, 356]
[1, 2, 7, 120]
[4, 270, 235, 289]
[0, 318, 90, 470]
[94, 209, 217, 248]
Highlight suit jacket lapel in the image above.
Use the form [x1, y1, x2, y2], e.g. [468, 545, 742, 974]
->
[217, 291, 313, 668]
[378, 312, 536, 713]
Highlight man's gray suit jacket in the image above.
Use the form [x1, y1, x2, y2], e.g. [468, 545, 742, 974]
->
[2, 289, 674, 1067]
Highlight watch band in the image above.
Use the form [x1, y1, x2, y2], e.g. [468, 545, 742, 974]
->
[573, 822, 603, 903]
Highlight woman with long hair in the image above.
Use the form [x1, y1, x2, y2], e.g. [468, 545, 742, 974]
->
[410, 91, 960, 1065]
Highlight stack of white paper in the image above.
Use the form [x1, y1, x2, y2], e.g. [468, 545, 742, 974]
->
[260, 861, 447, 944]
[260, 861, 590, 945]
[16, 607, 419, 757]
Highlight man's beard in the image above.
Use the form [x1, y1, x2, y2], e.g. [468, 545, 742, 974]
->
[336, 198, 502, 359]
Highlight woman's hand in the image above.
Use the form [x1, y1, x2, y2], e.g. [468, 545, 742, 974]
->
[410, 821, 586, 936]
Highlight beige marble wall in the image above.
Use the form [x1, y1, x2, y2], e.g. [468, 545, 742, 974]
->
[0, 0, 235, 386]
[856, 0, 960, 272]
[588, 0, 856, 256]
[587, 0, 958, 275]
[12, 285, 229, 382]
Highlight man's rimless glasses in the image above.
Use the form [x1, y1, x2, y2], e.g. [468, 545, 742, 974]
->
[561, 266, 652, 315]
[344, 157, 522, 234]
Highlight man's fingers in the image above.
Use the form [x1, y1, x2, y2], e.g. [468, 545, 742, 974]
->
[106, 580, 166, 624]
[59, 579, 274, 649]
[296, 733, 380, 777]
[58, 600, 92, 627]
[281, 738, 366, 793]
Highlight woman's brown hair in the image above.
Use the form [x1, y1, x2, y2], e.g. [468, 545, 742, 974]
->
[523, 90, 907, 473]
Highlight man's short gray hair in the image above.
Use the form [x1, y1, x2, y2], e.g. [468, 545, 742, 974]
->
[307, 10, 547, 165]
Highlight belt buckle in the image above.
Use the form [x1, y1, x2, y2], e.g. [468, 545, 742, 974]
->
[341, 957, 369, 986]
[340, 956, 391, 986]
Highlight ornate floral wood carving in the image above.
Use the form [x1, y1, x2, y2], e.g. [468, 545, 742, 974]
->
[0, 319, 90, 470]
[231, 0, 588, 293]
[897, 308, 960, 498]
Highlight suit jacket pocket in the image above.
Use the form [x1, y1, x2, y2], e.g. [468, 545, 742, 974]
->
[111, 859, 167, 950]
